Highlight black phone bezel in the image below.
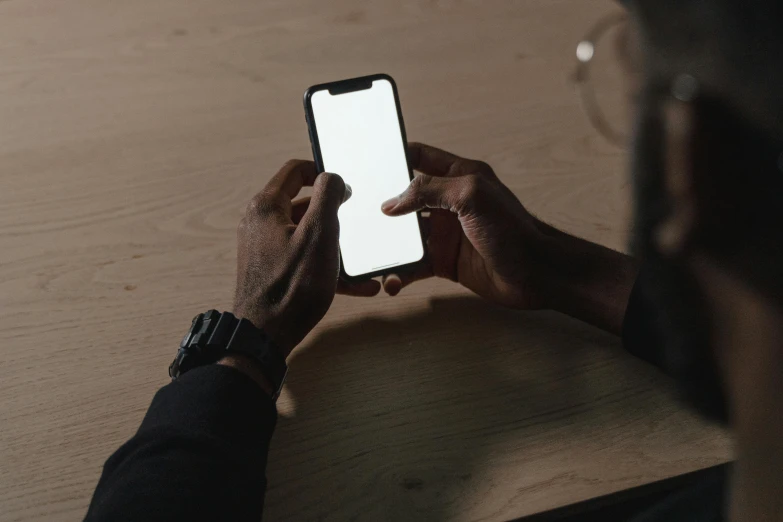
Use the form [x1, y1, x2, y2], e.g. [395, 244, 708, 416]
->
[303, 73, 427, 282]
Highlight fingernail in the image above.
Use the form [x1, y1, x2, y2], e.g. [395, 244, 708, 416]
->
[381, 196, 399, 212]
[343, 183, 352, 203]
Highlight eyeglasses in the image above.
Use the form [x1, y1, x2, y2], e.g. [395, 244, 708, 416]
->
[573, 12, 636, 148]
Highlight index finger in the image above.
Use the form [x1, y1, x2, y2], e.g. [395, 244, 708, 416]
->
[265, 159, 318, 200]
[408, 142, 465, 177]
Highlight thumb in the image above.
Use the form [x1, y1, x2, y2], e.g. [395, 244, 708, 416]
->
[297, 172, 350, 238]
[381, 174, 472, 216]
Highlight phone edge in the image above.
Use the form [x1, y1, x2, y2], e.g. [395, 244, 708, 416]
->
[302, 73, 428, 282]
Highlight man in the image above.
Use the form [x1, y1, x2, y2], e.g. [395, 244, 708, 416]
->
[85, 0, 783, 520]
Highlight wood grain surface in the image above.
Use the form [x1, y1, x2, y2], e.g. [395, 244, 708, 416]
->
[0, 1, 732, 521]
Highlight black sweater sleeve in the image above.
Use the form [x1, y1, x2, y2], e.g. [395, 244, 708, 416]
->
[84, 364, 277, 522]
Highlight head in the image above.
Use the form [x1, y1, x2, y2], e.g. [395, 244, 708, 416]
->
[624, 0, 783, 422]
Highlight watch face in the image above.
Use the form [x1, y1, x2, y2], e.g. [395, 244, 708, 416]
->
[181, 314, 203, 349]
[180, 331, 193, 349]
[169, 351, 185, 379]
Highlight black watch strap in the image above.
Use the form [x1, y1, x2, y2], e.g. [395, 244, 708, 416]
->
[169, 310, 287, 397]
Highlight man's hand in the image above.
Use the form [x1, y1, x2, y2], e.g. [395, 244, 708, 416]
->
[233, 160, 380, 359]
[382, 142, 639, 334]
[381, 143, 548, 309]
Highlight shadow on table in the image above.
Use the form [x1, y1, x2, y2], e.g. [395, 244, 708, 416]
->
[264, 295, 655, 521]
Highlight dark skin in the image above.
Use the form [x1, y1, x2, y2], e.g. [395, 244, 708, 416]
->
[231, 159, 380, 359]
[227, 143, 639, 394]
[381, 142, 639, 335]
[379, 144, 546, 309]
[224, 160, 380, 391]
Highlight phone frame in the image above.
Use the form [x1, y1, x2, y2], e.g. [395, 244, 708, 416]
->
[303, 73, 427, 282]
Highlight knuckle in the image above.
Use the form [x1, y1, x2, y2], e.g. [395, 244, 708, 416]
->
[318, 171, 342, 186]
[246, 195, 263, 214]
[408, 175, 427, 202]
[447, 160, 467, 176]
[281, 158, 308, 172]
[471, 160, 493, 174]
[412, 173, 432, 192]
[452, 158, 493, 177]
[408, 175, 422, 192]
[246, 192, 275, 215]
[414, 192, 428, 210]
[315, 171, 345, 195]
[460, 175, 484, 202]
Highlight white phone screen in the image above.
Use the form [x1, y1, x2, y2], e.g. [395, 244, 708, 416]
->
[310, 79, 424, 277]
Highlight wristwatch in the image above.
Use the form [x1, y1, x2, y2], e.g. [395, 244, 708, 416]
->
[169, 310, 288, 399]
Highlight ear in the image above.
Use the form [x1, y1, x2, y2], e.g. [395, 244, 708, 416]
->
[654, 96, 699, 256]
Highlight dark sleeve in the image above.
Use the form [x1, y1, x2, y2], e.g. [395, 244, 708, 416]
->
[621, 264, 669, 371]
[84, 364, 277, 522]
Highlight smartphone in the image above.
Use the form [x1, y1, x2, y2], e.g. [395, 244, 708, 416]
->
[304, 73, 425, 281]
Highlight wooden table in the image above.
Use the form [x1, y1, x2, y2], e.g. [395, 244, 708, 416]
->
[0, 1, 732, 520]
